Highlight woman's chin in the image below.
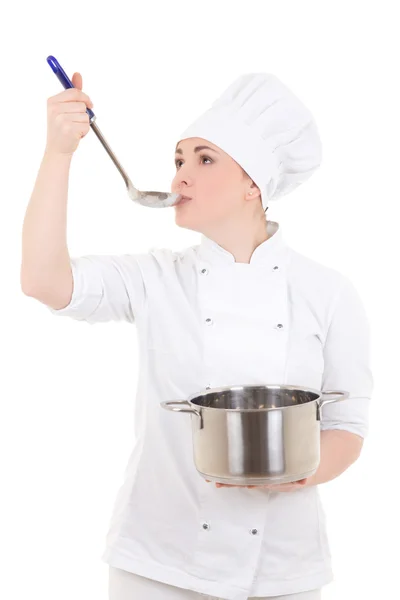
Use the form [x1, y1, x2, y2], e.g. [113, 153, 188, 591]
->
[174, 211, 201, 232]
[175, 214, 194, 228]
[174, 203, 192, 219]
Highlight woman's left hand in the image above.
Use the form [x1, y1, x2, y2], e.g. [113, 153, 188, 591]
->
[206, 478, 309, 492]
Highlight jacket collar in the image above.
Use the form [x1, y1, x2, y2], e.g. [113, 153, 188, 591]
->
[197, 220, 286, 267]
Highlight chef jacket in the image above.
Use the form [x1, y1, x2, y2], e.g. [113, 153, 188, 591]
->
[47, 220, 373, 600]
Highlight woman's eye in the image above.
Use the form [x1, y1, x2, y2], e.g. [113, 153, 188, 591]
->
[175, 155, 212, 168]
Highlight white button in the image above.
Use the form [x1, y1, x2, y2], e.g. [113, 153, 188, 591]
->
[206, 384, 211, 389]
[200, 268, 209, 275]
[205, 318, 213, 325]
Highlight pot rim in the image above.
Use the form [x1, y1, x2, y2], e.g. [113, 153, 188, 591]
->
[185, 383, 323, 412]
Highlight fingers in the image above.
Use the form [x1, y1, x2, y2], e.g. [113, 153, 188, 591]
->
[205, 480, 255, 488]
[71, 72, 83, 90]
[48, 86, 93, 108]
[205, 478, 306, 490]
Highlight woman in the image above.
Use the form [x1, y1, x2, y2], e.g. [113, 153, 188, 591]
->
[23, 73, 373, 599]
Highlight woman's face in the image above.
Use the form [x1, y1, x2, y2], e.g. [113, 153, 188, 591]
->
[171, 137, 258, 233]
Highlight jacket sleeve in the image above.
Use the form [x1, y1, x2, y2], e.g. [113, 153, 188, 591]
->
[320, 276, 374, 438]
[46, 254, 146, 324]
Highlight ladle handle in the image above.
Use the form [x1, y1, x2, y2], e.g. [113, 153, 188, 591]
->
[46, 55, 96, 123]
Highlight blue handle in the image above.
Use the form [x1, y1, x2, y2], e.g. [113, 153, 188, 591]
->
[46, 55, 95, 121]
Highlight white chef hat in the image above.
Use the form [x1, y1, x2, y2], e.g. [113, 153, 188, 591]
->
[177, 73, 322, 211]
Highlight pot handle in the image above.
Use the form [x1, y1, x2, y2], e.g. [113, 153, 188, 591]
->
[161, 400, 201, 419]
[316, 390, 349, 421]
[319, 390, 349, 409]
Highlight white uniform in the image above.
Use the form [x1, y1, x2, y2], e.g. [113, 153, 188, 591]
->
[48, 220, 373, 600]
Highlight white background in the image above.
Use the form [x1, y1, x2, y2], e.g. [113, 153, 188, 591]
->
[1, 1, 399, 598]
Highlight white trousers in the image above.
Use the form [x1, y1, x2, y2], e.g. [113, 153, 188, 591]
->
[108, 566, 322, 600]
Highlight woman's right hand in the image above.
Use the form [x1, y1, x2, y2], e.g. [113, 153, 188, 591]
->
[45, 72, 94, 156]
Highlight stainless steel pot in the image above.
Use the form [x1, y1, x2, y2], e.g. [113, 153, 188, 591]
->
[161, 384, 349, 485]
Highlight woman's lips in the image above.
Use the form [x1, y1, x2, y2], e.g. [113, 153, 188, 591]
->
[177, 195, 192, 205]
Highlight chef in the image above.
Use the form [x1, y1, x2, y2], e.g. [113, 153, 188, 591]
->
[47, 73, 373, 600]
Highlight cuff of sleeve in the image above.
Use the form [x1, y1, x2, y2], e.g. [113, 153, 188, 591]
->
[46, 258, 103, 320]
[320, 396, 371, 439]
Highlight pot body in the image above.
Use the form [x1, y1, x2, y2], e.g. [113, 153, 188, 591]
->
[162, 384, 348, 485]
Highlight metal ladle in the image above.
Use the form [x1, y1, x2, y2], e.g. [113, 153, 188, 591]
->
[47, 56, 179, 208]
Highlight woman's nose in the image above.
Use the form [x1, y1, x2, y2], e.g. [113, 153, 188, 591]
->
[173, 172, 193, 187]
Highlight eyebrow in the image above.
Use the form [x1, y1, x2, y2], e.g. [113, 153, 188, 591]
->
[175, 145, 219, 155]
